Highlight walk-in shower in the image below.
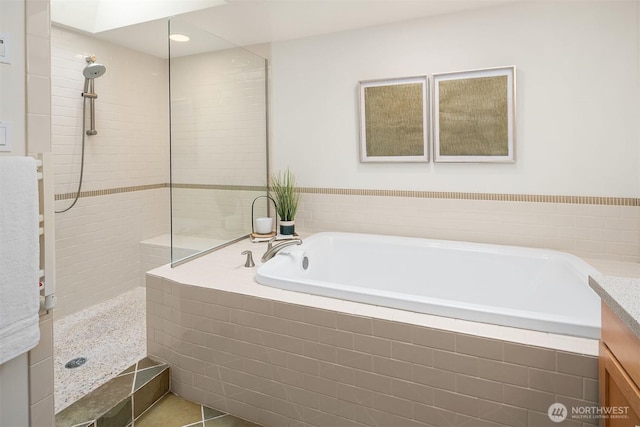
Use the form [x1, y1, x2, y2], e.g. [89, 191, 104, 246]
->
[55, 56, 106, 213]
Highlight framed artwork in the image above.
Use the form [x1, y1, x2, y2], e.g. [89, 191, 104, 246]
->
[433, 66, 515, 163]
[358, 76, 429, 162]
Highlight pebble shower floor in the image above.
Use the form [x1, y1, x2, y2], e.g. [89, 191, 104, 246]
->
[54, 287, 147, 413]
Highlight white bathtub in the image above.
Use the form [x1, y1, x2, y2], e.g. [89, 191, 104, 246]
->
[256, 232, 601, 339]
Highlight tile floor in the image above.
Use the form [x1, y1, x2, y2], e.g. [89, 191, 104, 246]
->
[55, 356, 263, 427]
[136, 393, 262, 427]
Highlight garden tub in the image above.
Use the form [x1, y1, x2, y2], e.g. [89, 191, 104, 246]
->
[256, 232, 601, 339]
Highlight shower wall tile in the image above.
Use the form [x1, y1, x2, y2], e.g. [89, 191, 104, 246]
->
[25, 1, 55, 425]
[170, 50, 267, 187]
[147, 278, 600, 427]
[29, 356, 54, 406]
[54, 188, 169, 318]
[28, 313, 55, 427]
[26, 34, 51, 77]
[51, 26, 169, 193]
[27, 74, 51, 115]
[26, 0, 50, 38]
[50, 26, 171, 318]
[27, 113, 51, 154]
[296, 192, 640, 262]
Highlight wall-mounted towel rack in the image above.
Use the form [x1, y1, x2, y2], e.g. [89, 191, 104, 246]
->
[32, 153, 56, 311]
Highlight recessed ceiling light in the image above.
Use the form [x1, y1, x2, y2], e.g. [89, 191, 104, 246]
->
[169, 34, 190, 42]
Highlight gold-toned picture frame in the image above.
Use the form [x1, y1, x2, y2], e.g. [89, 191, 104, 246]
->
[359, 76, 429, 163]
[433, 66, 515, 163]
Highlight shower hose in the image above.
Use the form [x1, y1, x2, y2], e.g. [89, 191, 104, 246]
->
[55, 97, 88, 213]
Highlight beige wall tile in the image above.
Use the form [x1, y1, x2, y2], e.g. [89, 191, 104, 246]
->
[29, 315, 52, 365]
[391, 378, 434, 405]
[26, 0, 50, 38]
[336, 348, 372, 371]
[412, 365, 456, 391]
[456, 374, 503, 402]
[372, 319, 412, 342]
[455, 334, 504, 360]
[336, 313, 373, 335]
[336, 383, 373, 406]
[352, 369, 392, 394]
[528, 368, 583, 398]
[412, 326, 456, 351]
[317, 327, 354, 349]
[353, 334, 391, 358]
[297, 191, 640, 262]
[433, 349, 478, 376]
[148, 285, 602, 426]
[477, 399, 527, 427]
[503, 342, 556, 370]
[502, 384, 555, 412]
[302, 341, 336, 363]
[372, 356, 412, 382]
[29, 394, 54, 427]
[303, 307, 336, 328]
[433, 388, 478, 418]
[477, 359, 529, 387]
[391, 341, 432, 366]
[303, 373, 337, 397]
[556, 351, 598, 379]
[28, 357, 54, 404]
[412, 401, 456, 426]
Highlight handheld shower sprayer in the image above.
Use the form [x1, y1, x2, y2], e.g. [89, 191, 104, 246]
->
[82, 56, 106, 136]
[56, 56, 107, 213]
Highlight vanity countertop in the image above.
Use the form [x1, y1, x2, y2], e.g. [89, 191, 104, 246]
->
[589, 273, 640, 340]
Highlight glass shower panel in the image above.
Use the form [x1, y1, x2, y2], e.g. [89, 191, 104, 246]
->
[169, 18, 268, 265]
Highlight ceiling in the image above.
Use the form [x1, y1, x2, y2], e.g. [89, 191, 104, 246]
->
[55, 0, 520, 58]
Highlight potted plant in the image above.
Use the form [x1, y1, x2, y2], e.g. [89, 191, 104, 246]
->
[270, 168, 301, 235]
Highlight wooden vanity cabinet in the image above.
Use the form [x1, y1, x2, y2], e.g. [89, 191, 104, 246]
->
[599, 302, 640, 426]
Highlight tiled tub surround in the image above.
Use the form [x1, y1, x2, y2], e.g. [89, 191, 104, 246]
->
[147, 239, 600, 427]
[293, 190, 640, 264]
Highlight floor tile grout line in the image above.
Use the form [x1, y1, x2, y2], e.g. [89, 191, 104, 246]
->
[132, 389, 171, 424]
[130, 360, 139, 395]
[207, 414, 228, 421]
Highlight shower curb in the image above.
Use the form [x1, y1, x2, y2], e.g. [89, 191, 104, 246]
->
[54, 357, 169, 427]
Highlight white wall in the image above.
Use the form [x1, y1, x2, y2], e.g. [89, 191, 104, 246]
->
[271, 1, 639, 198]
[0, 0, 26, 156]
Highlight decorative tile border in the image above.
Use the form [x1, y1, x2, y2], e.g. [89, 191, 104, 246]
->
[55, 183, 266, 201]
[55, 183, 168, 201]
[299, 187, 640, 206]
[171, 183, 268, 192]
[56, 183, 640, 207]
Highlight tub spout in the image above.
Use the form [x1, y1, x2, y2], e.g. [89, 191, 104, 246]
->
[261, 237, 302, 262]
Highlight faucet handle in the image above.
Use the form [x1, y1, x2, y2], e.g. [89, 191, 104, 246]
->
[241, 250, 255, 267]
[267, 236, 277, 250]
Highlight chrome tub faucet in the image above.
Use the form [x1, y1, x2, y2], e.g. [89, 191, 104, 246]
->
[261, 236, 303, 262]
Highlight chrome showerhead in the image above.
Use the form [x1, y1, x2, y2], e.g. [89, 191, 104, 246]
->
[83, 62, 106, 80]
[82, 56, 106, 93]
[81, 56, 106, 136]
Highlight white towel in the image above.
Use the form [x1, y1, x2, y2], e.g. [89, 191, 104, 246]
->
[0, 156, 40, 365]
